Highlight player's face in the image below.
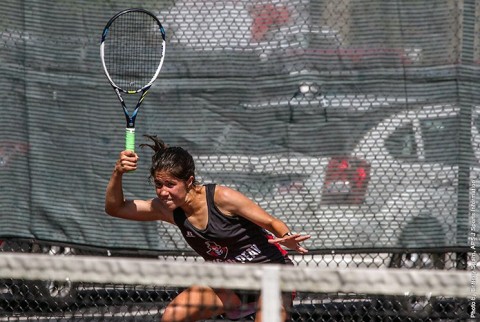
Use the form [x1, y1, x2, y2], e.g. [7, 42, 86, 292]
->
[153, 171, 189, 210]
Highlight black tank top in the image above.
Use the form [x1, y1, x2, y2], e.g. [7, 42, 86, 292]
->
[173, 184, 293, 264]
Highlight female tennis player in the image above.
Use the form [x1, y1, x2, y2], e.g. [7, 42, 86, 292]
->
[105, 135, 310, 322]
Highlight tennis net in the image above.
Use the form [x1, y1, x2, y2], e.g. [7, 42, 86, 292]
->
[0, 252, 477, 321]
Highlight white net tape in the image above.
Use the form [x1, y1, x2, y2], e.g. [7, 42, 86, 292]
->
[0, 253, 476, 321]
[0, 253, 472, 298]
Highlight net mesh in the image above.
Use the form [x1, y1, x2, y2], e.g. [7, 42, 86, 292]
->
[0, 252, 477, 321]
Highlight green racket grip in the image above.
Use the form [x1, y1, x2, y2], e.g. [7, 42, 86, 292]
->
[125, 128, 135, 152]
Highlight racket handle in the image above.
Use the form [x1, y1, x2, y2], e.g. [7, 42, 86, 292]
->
[125, 128, 135, 152]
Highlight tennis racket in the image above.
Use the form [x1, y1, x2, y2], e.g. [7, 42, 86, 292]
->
[100, 8, 166, 152]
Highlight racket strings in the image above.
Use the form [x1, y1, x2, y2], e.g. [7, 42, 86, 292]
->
[104, 11, 164, 92]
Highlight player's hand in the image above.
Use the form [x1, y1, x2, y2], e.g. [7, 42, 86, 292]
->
[115, 150, 138, 173]
[269, 233, 311, 254]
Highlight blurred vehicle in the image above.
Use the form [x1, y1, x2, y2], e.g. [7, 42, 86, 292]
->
[158, 0, 421, 82]
[319, 103, 478, 258]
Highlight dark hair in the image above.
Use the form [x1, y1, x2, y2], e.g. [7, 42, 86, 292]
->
[140, 135, 197, 185]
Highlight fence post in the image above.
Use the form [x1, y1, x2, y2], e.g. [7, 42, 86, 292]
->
[261, 265, 281, 322]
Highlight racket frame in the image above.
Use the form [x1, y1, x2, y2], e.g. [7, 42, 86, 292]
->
[100, 8, 166, 151]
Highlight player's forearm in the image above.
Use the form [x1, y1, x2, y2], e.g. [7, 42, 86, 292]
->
[105, 169, 126, 216]
[269, 218, 291, 238]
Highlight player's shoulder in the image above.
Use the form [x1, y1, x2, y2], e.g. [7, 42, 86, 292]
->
[213, 184, 241, 199]
[213, 184, 250, 207]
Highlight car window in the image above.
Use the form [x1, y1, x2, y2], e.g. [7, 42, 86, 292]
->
[421, 116, 458, 165]
[385, 123, 418, 161]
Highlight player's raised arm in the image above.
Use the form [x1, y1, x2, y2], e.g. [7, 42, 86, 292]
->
[105, 150, 172, 222]
[105, 150, 136, 216]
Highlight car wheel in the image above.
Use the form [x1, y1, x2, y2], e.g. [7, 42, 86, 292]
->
[390, 252, 446, 269]
[9, 242, 79, 309]
[389, 216, 446, 318]
[380, 253, 444, 319]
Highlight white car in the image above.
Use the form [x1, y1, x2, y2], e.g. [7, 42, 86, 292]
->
[319, 103, 480, 268]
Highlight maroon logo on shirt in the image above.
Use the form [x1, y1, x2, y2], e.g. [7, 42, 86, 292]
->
[205, 241, 228, 259]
